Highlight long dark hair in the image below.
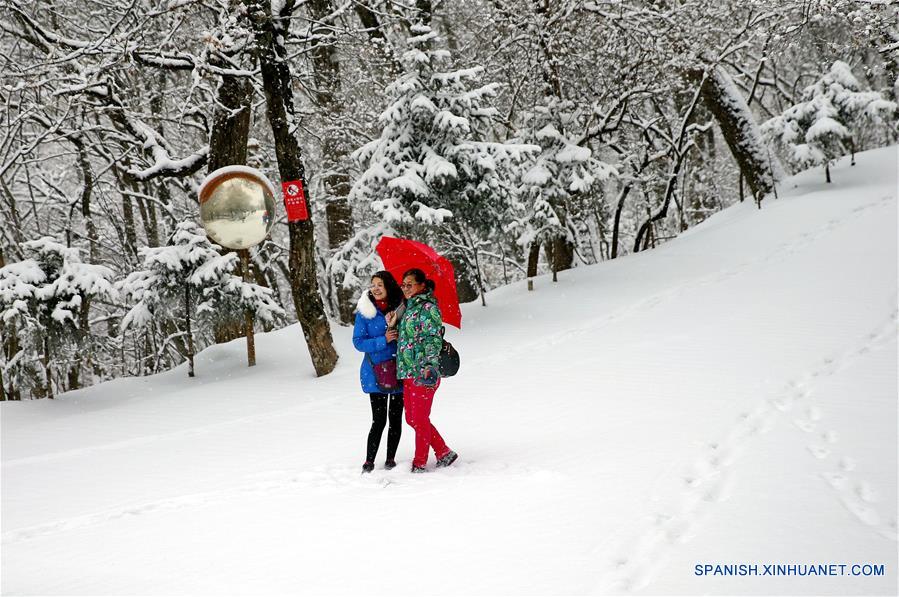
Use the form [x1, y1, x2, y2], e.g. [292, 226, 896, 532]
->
[370, 270, 404, 310]
[402, 268, 436, 293]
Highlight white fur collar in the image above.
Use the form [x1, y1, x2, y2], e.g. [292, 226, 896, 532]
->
[356, 291, 377, 319]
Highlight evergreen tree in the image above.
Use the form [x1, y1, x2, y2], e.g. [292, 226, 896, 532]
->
[512, 98, 617, 281]
[762, 61, 897, 182]
[0, 238, 117, 399]
[341, 23, 535, 297]
[119, 221, 284, 377]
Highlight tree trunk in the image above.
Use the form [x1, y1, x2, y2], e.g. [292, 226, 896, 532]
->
[133, 194, 155, 248]
[550, 236, 573, 279]
[73, 138, 99, 261]
[354, 1, 402, 74]
[207, 76, 253, 172]
[247, 0, 338, 377]
[146, 187, 161, 246]
[610, 183, 634, 259]
[240, 249, 256, 367]
[691, 65, 782, 201]
[448, 249, 479, 304]
[184, 284, 195, 378]
[634, 74, 708, 252]
[469, 241, 487, 307]
[0, 249, 8, 400]
[308, 0, 356, 324]
[544, 241, 555, 282]
[207, 70, 254, 345]
[117, 163, 140, 262]
[43, 336, 53, 399]
[526, 241, 541, 291]
[1, 323, 20, 400]
[326, 196, 356, 323]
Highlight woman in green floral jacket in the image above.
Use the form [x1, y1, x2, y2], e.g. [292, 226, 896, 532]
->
[387, 268, 458, 473]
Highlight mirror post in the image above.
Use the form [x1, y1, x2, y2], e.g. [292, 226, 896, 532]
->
[240, 248, 257, 367]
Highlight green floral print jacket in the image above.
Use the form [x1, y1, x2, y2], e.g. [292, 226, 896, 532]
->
[396, 290, 443, 381]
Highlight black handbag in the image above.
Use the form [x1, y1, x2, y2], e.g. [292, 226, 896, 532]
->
[438, 327, 460, 377]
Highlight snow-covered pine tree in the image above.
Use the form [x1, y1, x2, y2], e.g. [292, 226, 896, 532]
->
[762, 61, 897, 182]
[0, 237, 117, 399]
[118, 221, 284, 378]
[342, 23, 535, 300]
[512, 98, 617, 287]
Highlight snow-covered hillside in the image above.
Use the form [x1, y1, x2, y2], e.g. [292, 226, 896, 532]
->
[2, 147, 897, 595]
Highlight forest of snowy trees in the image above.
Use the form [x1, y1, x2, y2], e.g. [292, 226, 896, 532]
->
[1, 0, 897, 399]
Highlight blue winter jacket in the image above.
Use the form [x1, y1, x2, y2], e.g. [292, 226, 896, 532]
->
[352, 292, 402, 395]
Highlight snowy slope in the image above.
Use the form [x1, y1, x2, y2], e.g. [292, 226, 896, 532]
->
[2, 147, 897, 596]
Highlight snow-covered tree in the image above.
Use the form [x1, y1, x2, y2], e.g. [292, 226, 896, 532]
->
[512, 99, 617, 283]
[118, 221, 284, 378]
[3, 0, 896, 392]
[0, 238, 117, 399]
[762, 61, 897, 182]
[345, 23, 535, 298]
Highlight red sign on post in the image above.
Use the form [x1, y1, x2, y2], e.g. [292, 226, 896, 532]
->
[282, 179, 308, 222]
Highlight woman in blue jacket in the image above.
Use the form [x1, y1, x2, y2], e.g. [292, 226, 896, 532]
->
[353, 271, 405, 473]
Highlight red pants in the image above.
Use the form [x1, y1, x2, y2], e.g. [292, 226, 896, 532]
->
[403, 378, 450, 468]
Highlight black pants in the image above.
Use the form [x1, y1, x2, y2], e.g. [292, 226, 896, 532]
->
[366, 392, 404, 463]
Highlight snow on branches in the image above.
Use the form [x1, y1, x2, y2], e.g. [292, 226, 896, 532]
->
[340, 23, 537, 298]
[0, 237, 117, 398]
[118, 221, 284, 377]
[512, 100, 617, 253]
[762, 61, 897, 181]
[351, 24, 536, 231]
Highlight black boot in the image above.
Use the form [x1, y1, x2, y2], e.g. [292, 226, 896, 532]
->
[436, 450, 458, 468]
[362, 461, 374, 473]
[384, 459, 397, 470]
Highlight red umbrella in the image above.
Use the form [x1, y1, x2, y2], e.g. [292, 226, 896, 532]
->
[375, 236, 462, 329]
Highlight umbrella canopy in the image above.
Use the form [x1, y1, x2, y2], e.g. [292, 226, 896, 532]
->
[375, 236, 462, 329]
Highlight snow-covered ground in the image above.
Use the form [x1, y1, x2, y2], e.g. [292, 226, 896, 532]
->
[2, 147, 897, 596]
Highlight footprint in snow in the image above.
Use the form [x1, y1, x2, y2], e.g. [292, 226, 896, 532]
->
[879, 520, 898, 541]
[841, 496, 881, 526]
[808, 445, 831, 459]
[855, 481, 878, 503]
[770, 394, 794, 412]
[702, 471, 734, 503]
[793, 419, 816, 433]
[822, 471, 848, 490]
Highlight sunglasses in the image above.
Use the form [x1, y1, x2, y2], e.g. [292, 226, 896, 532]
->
[401, 282, 420, 289]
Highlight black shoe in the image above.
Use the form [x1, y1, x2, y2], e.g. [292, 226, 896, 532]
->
[411, 465, 427, 473]
[436, 450, 458, 468]
[384, 459, 397, 470]
[362, 462, 374, 473]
